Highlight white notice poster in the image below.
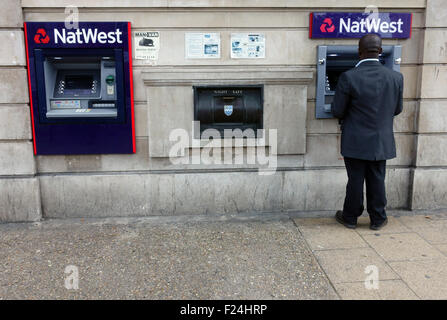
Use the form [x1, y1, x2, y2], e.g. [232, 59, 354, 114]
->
[185, 33, 220, 59]
[134, 31, 160, 61]
[231, 33, 265, 59]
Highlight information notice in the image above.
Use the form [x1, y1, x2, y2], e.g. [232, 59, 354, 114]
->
[231, 33, 265, 59]
[133, 31, 160, 61]
[185, 32, 221, 59]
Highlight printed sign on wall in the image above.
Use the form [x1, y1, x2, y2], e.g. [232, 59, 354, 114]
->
[134, 31, 160, 61]
[185, 33, 220, 59]
[310, 12, 412, 39]
[231, 33, 265, 59]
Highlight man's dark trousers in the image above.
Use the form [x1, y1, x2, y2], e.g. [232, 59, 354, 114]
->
[343, 157, 387, 225]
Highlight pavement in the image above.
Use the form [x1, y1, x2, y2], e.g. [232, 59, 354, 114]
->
[0, 210, 446, 300]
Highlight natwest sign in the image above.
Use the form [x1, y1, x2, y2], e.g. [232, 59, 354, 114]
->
[54, 28, 123, 44]
[310, 12, 412, 39]
[25, 22, 128, 48]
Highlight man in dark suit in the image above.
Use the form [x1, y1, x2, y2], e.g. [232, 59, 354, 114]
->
[332, 34, 404, 230]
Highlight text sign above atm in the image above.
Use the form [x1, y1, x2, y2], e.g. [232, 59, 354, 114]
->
[310, 12, 412, 39]
[27, 22, 127, 48]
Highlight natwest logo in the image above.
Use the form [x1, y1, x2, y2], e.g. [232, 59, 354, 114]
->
[320, 18, 335, 33]
[54, 28, 123, 44]
[340, 17, 404, 34]
[34, 28, 50, 44]
[310, 12, 412, 39]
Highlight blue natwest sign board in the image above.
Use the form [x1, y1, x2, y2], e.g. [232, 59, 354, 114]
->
[310, 12, 412, 39]
[25, 21, 128, 48]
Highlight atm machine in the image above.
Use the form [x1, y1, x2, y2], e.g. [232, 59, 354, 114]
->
[37, 52, 122, 120]
[24, 22, 135, 155]
[315, 45, 402, 119]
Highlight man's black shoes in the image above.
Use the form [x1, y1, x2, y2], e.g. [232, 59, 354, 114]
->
[335, 211, 388, 230]
[335, 210, 357, 229]
[370, 218, 388, 230]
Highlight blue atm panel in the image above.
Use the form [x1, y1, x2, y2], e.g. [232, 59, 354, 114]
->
[24, 22, 135, 155]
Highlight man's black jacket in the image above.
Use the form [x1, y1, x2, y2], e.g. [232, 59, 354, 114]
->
[332, 60, 404, 161]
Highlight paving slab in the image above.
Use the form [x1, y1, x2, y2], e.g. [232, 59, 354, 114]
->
[295, 223, 368, 251]
[0, 218, 338, 300]
[397, 216, 447, 244]
[355, 216, 410, 235]
[362, 233, 445, 262]
[313, 248, 399, 284]
[389, 259, 447, 299]
[334, 280, 419, 300]
[292, 217, 336, 226]
[434, 244, 447, 256]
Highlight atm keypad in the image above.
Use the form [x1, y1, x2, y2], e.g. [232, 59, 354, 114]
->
[92, 80, 97, 94]
[58, 80, 65, 94]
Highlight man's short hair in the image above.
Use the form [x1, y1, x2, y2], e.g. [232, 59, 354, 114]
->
[359, 34, 382, 53]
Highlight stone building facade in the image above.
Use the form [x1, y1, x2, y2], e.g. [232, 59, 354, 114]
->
[0, 0, 446, 222]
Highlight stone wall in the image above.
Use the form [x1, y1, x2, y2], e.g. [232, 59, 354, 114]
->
[411, 0, 447, 210]
[0, 0, 41, 222]
[0, 0, 443, 221]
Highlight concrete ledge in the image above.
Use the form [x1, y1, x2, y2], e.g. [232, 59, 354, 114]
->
[39, 168, 411, 219]
[0, 178, 41, 222]
[142, 67, 314, 86]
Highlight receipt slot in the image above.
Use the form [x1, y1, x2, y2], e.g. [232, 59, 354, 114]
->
[316, 45, 402, 119]
[24, 22, 135, 155]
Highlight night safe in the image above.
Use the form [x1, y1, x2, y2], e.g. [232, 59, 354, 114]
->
[193, 85, 263, 137]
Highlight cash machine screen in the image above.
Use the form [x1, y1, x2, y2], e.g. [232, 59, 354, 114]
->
[43, 55, 118, 118]
[65, 75, 94, 90]
[326, 69, 345, 92]
[326, 56, 387, 91]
